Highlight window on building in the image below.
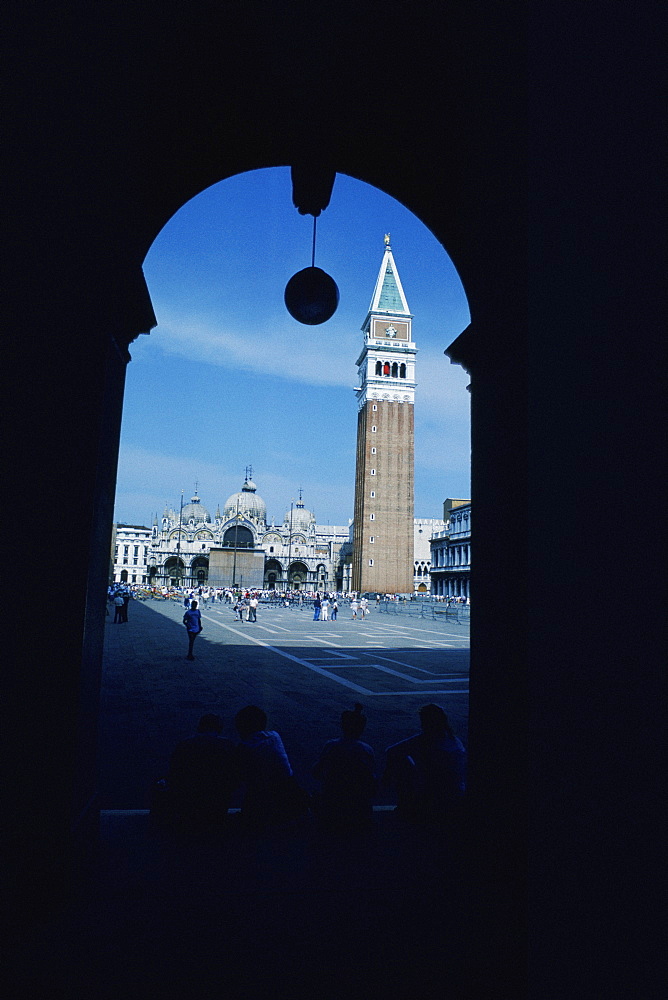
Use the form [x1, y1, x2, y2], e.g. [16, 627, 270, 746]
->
[400, 363, 406, 378]
[370, 536, 375, 543]
[368, 559, 374, 566]
[383, 362, 390, 376]
[370, 491, 375, 498]
[124, 546, 129, 555]
[371, 426, 376, 432]
[269, 546, 274, 553]
[391, 362, 398, 377]
[375, 360, 382, 375]
[372, 404, 377, 411]
[134, 546, 139, 556]
[370, 513, 375, 520]
[371, 469, 376, 475]
[371, 447, 376, 454]
[133, 558, 137, 565]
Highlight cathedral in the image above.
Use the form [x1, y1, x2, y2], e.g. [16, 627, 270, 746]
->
[113, 477, 352, 592]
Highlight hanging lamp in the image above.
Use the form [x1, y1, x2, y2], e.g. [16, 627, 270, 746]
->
[284, 166, 339, 325]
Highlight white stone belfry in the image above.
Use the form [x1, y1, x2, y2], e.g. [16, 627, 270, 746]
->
[354, 234, 417, 411]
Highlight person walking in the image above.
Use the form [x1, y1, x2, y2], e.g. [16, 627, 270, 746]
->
[359, 597, 368, 619]
[248, 595, 258, 622]
[350, 597, 359, 619]
[183, 600, 202, 660]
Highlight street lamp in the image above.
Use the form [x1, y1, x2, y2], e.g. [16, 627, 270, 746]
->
[176, 490, 184, 587]
[232, 495, 240, 588]
[286, 499, 294, 593]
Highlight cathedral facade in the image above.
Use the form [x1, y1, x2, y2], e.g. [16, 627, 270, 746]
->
[112, 478, 351, 592]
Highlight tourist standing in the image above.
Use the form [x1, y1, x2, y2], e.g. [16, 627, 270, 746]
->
[183, 600, 202, 660]
[113, 591, 125, 623]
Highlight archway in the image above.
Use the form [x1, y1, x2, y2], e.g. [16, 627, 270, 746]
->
[287, 561, 309, 590]
[264, 559, 283, 590]
[190, 556, 209, 584]
[222, 525, 254, 548]
[163, 557, 185, 586]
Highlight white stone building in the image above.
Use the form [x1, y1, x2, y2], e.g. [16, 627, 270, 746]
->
[414, 517, 446, 592]
[113, 477, 351, 592]
[429, 499, 471, 599]
[112, 524, 152, 585]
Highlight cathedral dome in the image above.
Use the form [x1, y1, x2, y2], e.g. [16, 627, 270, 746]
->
[180, 494, 211, 524]
[223, 477, 267, 522]
[285, 502, 315, 532]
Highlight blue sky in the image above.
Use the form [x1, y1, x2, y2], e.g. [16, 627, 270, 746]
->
[114, 168, 471, 528]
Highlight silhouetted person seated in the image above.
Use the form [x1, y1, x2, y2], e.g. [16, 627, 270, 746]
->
[312, 703, 376, 832]
[157, 713, 239, 834]
[234, 705, 309, 828]
[383, 704, 466, 824]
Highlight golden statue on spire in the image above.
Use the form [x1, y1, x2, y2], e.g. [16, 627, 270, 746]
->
[384, 233, 391, 247]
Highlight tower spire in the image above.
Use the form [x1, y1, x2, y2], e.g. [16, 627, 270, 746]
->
[366, 235, 411, 320]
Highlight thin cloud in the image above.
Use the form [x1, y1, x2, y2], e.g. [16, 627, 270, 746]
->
[151, 315, 360, 389]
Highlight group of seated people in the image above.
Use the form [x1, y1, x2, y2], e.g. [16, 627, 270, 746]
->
[152, 702, 466, 835]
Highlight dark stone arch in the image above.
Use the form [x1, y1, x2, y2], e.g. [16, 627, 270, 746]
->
[223, 525, 254, 548]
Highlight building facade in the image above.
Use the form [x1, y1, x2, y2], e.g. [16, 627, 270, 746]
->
[112, 524, 152, 585]
[429, 498, 471, 599]
[351, 235, 416, 594]
[414, 517, 446, 592]
[112, 478, 350, 592]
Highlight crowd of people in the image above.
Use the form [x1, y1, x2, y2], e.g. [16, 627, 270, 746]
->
[152, 702, 466, 837]
[108, 582, 469, 610]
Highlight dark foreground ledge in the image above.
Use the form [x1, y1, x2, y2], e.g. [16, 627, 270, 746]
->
[8, 808, 509, 999]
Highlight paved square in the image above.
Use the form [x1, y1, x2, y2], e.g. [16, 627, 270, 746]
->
[101, 598, 469, 807]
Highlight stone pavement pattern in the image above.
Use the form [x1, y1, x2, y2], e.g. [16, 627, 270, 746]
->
[100, 598, 469, 808]
[9, 599, 476, 998]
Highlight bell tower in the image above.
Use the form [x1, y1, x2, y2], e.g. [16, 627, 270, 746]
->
[351, 235, 416, 594]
